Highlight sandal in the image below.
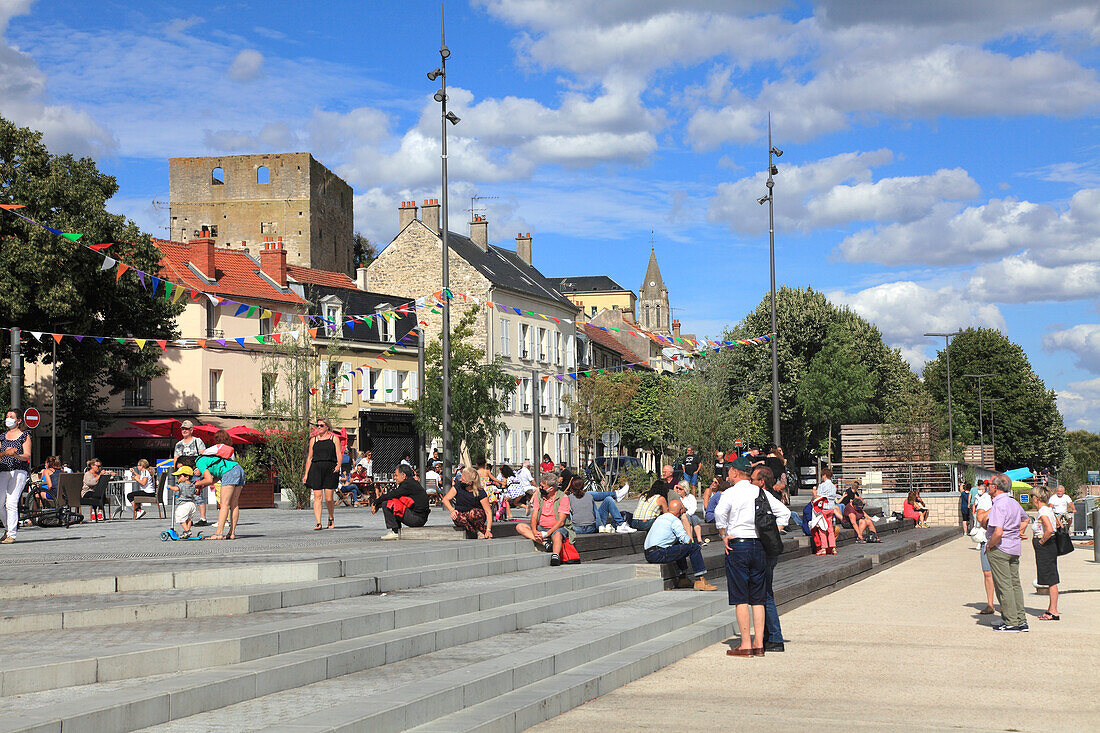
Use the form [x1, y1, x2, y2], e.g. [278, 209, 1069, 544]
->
[328, 519, 334, 529]
[979, 606, 994, 615]
[1038, 613, 1060, 621]
[314, 523, 323, 531]
[207, 534, 225, 540]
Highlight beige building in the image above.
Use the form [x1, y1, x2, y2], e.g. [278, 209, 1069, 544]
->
[168, 152, 354, 276]
[555, 276, 636, 322]
[364, 201, 581, 466]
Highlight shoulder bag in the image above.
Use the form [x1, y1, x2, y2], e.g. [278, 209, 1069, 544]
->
[755, 488, 784, 557]
[1054, 526, 1074, 556]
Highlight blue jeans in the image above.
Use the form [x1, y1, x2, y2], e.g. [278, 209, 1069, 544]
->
[588, 492, 625, 526]
[575, 523, 599, 534]
[644, 543, 707, 577]
[763, 554, 783, 643]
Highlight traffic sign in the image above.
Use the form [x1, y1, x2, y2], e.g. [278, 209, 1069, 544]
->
[600, 429, 621, 447]
[734, 438, 743, 448]
[22, 408, 40, 429]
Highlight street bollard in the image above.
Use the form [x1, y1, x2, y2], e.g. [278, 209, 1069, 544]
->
[1094, 510, 1100, 564]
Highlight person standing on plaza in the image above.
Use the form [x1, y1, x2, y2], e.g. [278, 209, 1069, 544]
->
[682, 446, 700, 489]
[194, 430, 245, 540]
[984, 473, 1030, 632]
[0, 410, 33, 544]
[751, 465, 789, 651]
[959, 479, 973, 533]
[302, 418, 341, 530]
[716, 456, 791, 656]
[1030, 487, 1061, 621]
[811, 466, 838, 555]
[173, 420, 208, 526]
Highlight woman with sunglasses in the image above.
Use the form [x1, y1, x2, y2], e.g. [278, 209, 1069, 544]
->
[0, 410, 33, 544]
[302, 418, 341, 529]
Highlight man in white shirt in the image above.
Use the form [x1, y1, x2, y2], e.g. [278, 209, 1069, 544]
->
[1047, 485, 1074, 528]
[973, 482, 997, 615]
[517, 461, 534, 491]
[715, 457, 791, 656]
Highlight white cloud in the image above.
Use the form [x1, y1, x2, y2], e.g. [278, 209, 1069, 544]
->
[806, 168, 979, 226]
[1057, 377, 1100, 431]
[829, 281, 1006, 367]
[1043, 324, 1100, 373]
[968, 256, 1100, 304]
[227, 49, 264, 82]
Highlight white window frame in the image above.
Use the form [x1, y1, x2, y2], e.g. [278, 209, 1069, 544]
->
[322, 296, 343, 337]
[537, 327, 547, 361]
[500, 318, 510, 357]
[509, 430, 518, 464]
[378, 314, 395, 343]
[383, 369, 398, 403]
[521, 430, 531, 462]
[566, 335, 575, 368]
[520, 378, 531, 413]
[521, 323, 531, 359]
[341, 362, 353, 404]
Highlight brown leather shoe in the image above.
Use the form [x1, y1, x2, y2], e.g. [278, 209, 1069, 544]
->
[752, 647, 765, 657]
[675, 576, 694, 589]
[694, 578, 717, 591]
[726, 647, 753, 657]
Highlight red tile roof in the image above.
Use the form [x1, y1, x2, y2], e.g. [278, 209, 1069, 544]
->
[581, 323, 653, 368]
[153, 239, 307, 305]
[287, 264, 358, 289]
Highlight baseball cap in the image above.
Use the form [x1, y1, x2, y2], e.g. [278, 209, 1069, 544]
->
[172, 465, 193, 476]
[729, 456, 753, 474]
[180, 420, 195, 429]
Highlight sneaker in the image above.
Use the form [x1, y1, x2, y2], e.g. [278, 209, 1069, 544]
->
[702, 538, 711, 545]
[763, 641, 786, 652]
[1018, 622, 1030, 632]
[135, 509, 147, 519]
[550, 553, 561, 566]
[614, 485, 629, 502]
[615, 523, 637, 534]
[0, 535, 13, 544]
[993, 623, 1020, 633]
[194, 519, 209, 527]
[379, 530, 400, 541]
[599, 524, 611, 533]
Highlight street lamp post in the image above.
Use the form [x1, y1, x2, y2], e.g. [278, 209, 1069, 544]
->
[982, 397, 1004, 465]
[924, 331, 961, 453]
[757, 113, 783, 448]
[964, 373, 995, 469]
[428, 11, 460, 484]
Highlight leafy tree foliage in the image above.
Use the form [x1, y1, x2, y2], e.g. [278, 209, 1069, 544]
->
[0, 117, 182, 434]
[1064, 430, 1100, 491]
[353, 232, 377, 268]
[922, 328, 1066, 469]
[408, 305, 514, 462]
[620, 371, 669, 452]
[562, 372, 639, 460]
[797, 322, 875, 460]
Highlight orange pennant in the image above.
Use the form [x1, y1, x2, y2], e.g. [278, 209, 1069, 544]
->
[196, 339, 207, 349]
[115, 263, 129, 281]
[52, 333, 63, 343]
[308, 327, 319, 338]
[0, 204, 26, 209]
[156, 340, 167, 350]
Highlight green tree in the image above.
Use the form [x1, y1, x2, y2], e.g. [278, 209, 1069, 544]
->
[408, 305, 514, 462]
[562, 372, 639, 461]
[1064, 430, 1100, 490]
[715, 286, 917, 464]
[922, 328, 1067, 469]
[796, 322, 875, 461]
[664, 361, 736, 480]
[0, 117, 182, 435]
[881, 380, 942, 462]
[353, 232, 377, 268]
[620, 371, 670, 453]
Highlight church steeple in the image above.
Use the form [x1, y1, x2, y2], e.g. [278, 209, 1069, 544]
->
[639, 247, 670, 334]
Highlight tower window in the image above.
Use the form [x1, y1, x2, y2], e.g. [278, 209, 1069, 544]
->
[257, 165, 270, 183]
[211, 167, 224, 185]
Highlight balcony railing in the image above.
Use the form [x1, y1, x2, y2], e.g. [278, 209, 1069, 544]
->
[521, 349, 530, 359]
[206, 328, 224, 338]
[209, 400, 227, 411]
[123, 396, 152, 408]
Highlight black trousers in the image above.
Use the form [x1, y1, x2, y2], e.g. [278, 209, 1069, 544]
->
[383, 505, 429, 531]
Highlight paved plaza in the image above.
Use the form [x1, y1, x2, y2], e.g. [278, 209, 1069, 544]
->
[532, 535, 1100, 733]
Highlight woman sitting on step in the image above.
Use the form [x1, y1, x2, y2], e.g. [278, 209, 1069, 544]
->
[903, 490, 930, 528]
[442, 467, 494, 539]
[565, 476, 636, 534]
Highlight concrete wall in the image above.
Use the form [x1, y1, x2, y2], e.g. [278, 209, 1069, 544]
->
[169, 152, 353, 276]
[864, 492, 963, 528]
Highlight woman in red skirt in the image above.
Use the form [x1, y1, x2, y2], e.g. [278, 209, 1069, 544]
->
[442, 467, 494, 539]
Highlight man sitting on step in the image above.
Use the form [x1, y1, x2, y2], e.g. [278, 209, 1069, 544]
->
[372, 464, 430, 540]
[643, 499, 717, 591]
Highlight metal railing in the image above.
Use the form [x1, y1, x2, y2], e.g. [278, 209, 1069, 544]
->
[209, 400, 227, 411]
[123, 396, 152, 407]
[831, 460, 958, 493]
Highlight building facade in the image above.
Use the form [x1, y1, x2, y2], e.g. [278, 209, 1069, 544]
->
[556, 276, 636, 322]
[363, 201, 581, 467]
[168, 152, 354, 276]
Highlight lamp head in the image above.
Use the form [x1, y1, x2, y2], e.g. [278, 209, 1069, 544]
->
[440, 45, 450, 59]
[445, 111, 460, 125]
[770, 164, 779, 175]
[770, 146, 783, 157]
[427, 68, 443, 81]
[434, 89, 446, 102]
[757, 195, 770, 205]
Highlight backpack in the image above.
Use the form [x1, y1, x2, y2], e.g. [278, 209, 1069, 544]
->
[198, 455, 235, 480]
[559, 540, 581, 564]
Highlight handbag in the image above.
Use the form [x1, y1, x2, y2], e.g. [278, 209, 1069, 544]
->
[754, 488, 784, 557]
[559, 539, 581, 564]
[1054, 526, 1074, 556]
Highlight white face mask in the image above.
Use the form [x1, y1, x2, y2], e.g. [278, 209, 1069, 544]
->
[4, 418, 16, 429]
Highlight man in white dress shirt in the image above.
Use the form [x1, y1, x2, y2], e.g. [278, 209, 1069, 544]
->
[715, 456, 791, 657]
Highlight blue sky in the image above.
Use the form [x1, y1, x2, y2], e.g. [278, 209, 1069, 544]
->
[3, 1, 1100, 430]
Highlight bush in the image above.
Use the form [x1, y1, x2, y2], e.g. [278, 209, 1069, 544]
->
[623, 465, 654, 498]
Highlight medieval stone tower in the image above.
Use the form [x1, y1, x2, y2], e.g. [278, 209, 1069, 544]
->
[638, 247, 670, 335]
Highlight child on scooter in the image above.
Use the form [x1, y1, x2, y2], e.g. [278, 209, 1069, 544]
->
[171, 465, 200, 537]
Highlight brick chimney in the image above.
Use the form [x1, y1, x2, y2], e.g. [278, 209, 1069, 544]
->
[470, 214, 488, 250]
[189, 230, 216, 280]
[260, 238, 287, 287]
[672, 319, 681, 339]
[421, 198, 440, 234]
[516, 232, 532, 265]
[356, 266, 368, 291]
[399, 200, 418, 231]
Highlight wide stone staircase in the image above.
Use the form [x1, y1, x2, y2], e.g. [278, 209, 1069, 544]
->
[0, 518, 956, 733]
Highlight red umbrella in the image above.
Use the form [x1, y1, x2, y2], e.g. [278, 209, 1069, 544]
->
[191, 424, 221, 444]
[129, 418, 183, 440]
[227, 425, 264, 444]
[102, 426, 168, 439]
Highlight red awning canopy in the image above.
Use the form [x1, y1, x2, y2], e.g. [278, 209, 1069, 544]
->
[101, 426, 168, 439]
[227, 425, 265, 444]
[128, 418, 182, 440]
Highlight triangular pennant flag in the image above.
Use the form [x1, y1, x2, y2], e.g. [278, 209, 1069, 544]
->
[136, 271, 147, 289]
[261, 310, 272, 319]
[310, 388, 319, 395]
[272, 312, 282, 329]
[149, 277, 160, 296]
[156, 339, 167, 350]
[164, 282, 175, 300]
[271, 333, 283, 343]
[135, 339, 147, 350]
[52, 334, 63, 343]
[115, 338, 127, 345]
[190, 290, 200, 300]
[172, 287, 186, 303]
[89, 242, 113, 252]
[74, 335, 84, 343]
[29, 331, 43, 341]
[100, 257, 117, 271]
[356, 389, 363, 395]
[196, 339, 207, 349]
[0, 204, 26, 210]
[94, 337, 104, 344]
[308, 327, 319, 338]
[255, 335, 266, 344]
[245, 306, 257, 318]
[235, 338, 247, 347]
[216, 339, 227, 346]
[370, 389, 378, 396]
[116, 263, 129, 281]
[235, 305, 249, 316]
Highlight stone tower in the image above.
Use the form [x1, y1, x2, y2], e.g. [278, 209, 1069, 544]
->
[168, 152, 354, 276]
[638, 247, 670, 335]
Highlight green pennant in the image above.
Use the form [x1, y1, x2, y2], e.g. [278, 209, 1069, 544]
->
[430, 308, 440, 314]
[611, 328, 621, 332]
[255, 335, 266, 344]
[115, 338, 127, 345]
[526, 311, 535, 316]
[164, 282, 174, 300]
[61, 232, 83, 241]
[598, 369, 605, 374]
[246, 306, 257, 318]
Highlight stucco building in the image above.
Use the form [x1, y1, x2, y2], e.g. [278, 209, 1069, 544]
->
[556, 276, 636, 322]
[364, 201, 581, 466]
[168, 152, 354, 276]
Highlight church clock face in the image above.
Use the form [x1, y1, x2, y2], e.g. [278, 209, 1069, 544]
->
[649, 280, 655, 287]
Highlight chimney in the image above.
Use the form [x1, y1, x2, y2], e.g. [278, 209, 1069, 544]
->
[189, 232, 216, 280]
[421, 198, 440, 234]
[623, 310, 636, 325]
[260, 238, 287, 287]
[356, 266, 368, 291]
[672, 319, 681, 339]
[516, 232, 532, 265]
[399, 200, 418, 231]
[470, 214, 488, 250]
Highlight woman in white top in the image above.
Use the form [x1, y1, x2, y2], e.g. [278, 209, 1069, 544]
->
[673, 481, 705, 544]
[125, 459, 156, 519]
[1030, 487, 1060, 621]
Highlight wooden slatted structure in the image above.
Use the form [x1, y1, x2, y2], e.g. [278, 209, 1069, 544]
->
[840, 423, 932, 465]
[963, 445, 995, 470]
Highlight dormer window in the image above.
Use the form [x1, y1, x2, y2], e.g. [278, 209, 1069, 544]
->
[321, 296, 342, 337]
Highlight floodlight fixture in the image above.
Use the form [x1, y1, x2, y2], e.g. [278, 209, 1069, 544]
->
[757, 195, 770, 205]
[445, 111, 460, 125]
[427, 68, 443, 81]
[771, 146, 783, 157]
[770, 164, 779, 175]
[434, 89, 446, 102]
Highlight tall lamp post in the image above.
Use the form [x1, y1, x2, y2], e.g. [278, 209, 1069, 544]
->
[964, 373, 995, 469]
[924, 331, 960, 453]
[982, 397, 1004, 466]
[428, 12, 460, 483]
[756, 113, 782, 447]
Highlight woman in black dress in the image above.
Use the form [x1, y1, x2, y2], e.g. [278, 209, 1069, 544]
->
[302, 418, 340, 529]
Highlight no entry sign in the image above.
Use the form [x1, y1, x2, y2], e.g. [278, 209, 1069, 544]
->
[23, 408, 40, 429]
